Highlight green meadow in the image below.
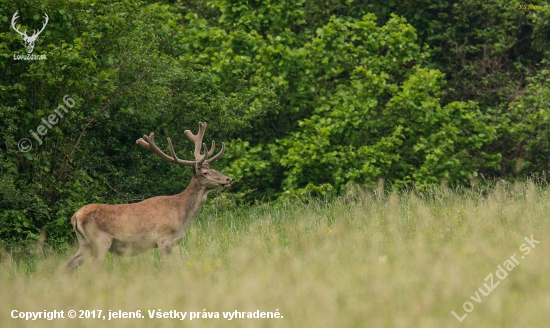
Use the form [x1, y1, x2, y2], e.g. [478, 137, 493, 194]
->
[1, 182, 549, 327]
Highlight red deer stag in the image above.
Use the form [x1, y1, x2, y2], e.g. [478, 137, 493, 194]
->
[66, 122, 232, 272]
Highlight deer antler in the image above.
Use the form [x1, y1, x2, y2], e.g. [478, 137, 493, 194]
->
[136, 122, 225, 166]
[30, 14, 49, 40]
[11, 11, 28, 38]
[183, 122, 225, 165]
[11, 11, 48, 40]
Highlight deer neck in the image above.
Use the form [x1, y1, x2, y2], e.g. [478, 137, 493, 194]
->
[176, 176, 209, 226]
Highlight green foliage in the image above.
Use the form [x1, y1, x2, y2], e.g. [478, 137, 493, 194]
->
[180, 9, 502, 196]
[506, 64, 550, 174]
[279, 66, 499, 195]
[1, 0, 549, 245]
[0, 0, 265, 246]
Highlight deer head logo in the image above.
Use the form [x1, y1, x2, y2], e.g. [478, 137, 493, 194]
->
[11, 11, 49, 54]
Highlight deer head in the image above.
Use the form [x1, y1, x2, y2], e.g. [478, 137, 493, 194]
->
[136, 122, 232, 190]
[11, 11, 49, 54]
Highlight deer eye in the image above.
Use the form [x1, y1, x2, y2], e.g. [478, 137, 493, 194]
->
[202, 171, 209, 175]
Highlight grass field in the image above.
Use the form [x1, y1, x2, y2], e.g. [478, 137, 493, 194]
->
[1, 182, 550, 327]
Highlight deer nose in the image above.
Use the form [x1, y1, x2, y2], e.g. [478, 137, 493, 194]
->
[226, 177, 232, 184]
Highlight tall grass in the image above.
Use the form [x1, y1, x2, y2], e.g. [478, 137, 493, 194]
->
[1, 181, 550, 327]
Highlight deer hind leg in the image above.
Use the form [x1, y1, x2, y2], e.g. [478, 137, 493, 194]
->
[88, 232, 113, 269]
[66, 230, 93, 273]
[66, 244, 92, 273]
